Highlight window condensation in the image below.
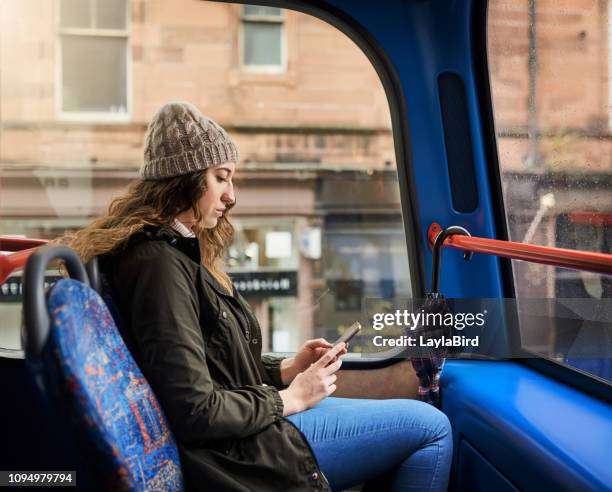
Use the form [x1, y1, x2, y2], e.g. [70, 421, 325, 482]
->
[488, 1, 612, 382]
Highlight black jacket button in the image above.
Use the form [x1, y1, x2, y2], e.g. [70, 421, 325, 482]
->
[222, 311, 228, 319]
[311, 472, 318, 480]
[252, 338, 258, 344]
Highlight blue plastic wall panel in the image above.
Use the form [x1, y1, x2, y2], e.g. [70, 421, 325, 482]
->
[456, 440, 518, 492]
[324, 0, 505, 301]
[443, 360, 612, 492]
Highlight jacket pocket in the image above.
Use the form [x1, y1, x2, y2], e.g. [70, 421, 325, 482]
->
[200, 298, 229, 350]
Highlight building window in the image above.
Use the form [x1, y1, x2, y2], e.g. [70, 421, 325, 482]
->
[241, 5, 285, 72]
[57, 0, 129, 120]
[609, 0, 612, 130]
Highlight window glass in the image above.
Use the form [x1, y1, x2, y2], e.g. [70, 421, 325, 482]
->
[488, 1, 612, 381]
[241, 3, 283, 69]
[62, 36, 127, 112]
[243, 22, 282, 66]
[243, 6, 282, 17]
[0, 1, 411, 356]
[60, 0, 90, 28]
[96, 0, 127, 30]
[229, 220, 299, 270]
[58, 0, 128, 116]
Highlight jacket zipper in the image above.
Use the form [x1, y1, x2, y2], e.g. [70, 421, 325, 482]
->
[283, 417, 331, 490]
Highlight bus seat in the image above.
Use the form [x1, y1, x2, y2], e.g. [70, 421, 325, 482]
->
[22, 245, 184, 491]
[85, 255, 101, 294]
[86, 256, 123, 327]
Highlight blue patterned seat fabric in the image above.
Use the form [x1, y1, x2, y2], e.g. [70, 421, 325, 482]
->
[44, 278, 184, 491]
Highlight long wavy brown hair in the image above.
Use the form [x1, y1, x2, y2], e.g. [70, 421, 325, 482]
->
[57, 170, 235, 292]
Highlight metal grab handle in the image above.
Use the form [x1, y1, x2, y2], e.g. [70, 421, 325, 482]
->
[86, 256, 101, 294]
[430, 225, 473, 294]
[22, 245, 89, 357]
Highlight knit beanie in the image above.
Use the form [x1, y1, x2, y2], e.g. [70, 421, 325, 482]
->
[141, 101, 240, 180]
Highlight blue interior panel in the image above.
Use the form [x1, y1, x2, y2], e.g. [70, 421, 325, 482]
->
[443, 360, 612, 492]
[456, 439, 517, 492]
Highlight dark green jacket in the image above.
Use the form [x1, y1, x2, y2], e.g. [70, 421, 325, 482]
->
[104, 227, 331, 492]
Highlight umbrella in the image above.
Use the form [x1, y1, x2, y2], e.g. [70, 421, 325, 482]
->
[410, 226, 473, 407]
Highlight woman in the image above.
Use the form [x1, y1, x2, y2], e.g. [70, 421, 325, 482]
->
[63, 101, 452, 492]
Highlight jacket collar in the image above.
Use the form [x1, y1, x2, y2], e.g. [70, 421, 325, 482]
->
[199, 265, 235, 298]
[135, 225, 234, 298]
[127, 225, 202, 265]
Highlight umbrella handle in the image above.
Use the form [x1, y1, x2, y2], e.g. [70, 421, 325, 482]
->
[430, 225, 473, 294]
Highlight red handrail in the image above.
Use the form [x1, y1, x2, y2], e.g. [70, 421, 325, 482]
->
[0, 248, 40, 284]
[428, 223, 612, 276]
[0, 236, 49, 284]
[1, 237, 48, 252]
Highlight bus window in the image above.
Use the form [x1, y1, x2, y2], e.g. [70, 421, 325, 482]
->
[0, 2, 413, 355]
[488, 1, 612, 381]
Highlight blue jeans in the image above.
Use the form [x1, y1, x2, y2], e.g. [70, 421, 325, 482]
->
[287, 397, 452, 492]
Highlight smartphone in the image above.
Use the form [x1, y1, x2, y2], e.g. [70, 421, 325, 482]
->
[333, 321, 362, 345]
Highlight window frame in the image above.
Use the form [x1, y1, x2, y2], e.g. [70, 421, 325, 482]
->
[55, 0, 132, 123]
[239, 5, 287, 74]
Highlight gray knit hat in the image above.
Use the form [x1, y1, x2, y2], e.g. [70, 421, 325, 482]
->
[141, 101, 240, 180]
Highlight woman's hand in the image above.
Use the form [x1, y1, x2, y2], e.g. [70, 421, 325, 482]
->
[279, 342, 345, 416]
[280, 338, 348, 385]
